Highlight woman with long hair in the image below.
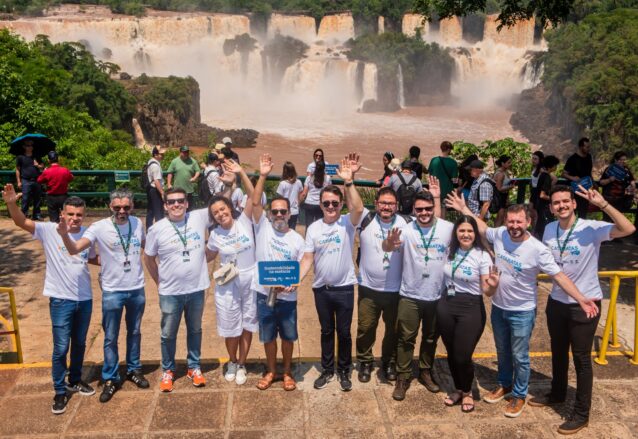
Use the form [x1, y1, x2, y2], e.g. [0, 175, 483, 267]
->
[301, 159, 331, 227]
[376, 151, 395, 186]
[306, 148, 326, 176]
[277, 161, 304, 229]
[437, 215, 499, 413]
[529, 151, 545, 227]
[493, 155, 514, 227]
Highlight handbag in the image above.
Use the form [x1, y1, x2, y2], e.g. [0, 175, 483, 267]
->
[213, 262, 239, 286]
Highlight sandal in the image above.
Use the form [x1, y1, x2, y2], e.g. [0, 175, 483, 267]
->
[461, 392, 475, 413]
[444, 390, 463, 407]
[283, 373, 297, 391]
[256, 372, 275, 390]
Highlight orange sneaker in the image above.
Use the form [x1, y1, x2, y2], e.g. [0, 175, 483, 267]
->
[187, 368, 206, 387]
[160, 371, 174, 392]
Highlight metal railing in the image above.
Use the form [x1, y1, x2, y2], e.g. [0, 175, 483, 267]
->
[0, 287, 23, 364]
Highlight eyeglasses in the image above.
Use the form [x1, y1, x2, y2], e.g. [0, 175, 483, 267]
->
[377, 201, 396, 207]
[322, 200, 340, 208]
[314, 154, 323, 158]
[414, 206, 434, 213]
[112, 205, 131, 211]
[166, 198, 186, 205]
[271, 209, 288, 215]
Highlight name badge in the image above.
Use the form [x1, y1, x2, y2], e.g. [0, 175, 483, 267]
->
[123, 260, 131, 273]
[447, 286, 455, 297]
[182, 250, 190, 262]
[422, 273, 430, 279]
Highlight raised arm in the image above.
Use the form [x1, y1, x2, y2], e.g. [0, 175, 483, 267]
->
[2, 184, 35, 234]
[56, 219, 92, 255]
[252, 154, 273, 223]
[427, 175, 442, 219]
[575, 185, 635, 238]
[551, 271, 599, 318]
[445, 191, 488, 238]
[338, 153, 364, 226]
[223, 159, 254, 218]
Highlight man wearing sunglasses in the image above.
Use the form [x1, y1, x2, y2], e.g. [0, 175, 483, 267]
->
[143, 188, 212, 393]
[383, 184, 449, 401]
[251, 154, 305, 391]
[59, 189, 149, 403]
[299, 153, 364, 392]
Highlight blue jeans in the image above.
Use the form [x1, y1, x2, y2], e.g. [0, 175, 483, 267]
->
[101, 287, 146, 382]
[159, 291, 205, 372]
[49, 298, 92, 395]
[491, 305, 536, 399]
[256, 294, 298, 343]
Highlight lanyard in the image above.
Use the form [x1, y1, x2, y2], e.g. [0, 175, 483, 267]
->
[170, 214, 189, 251]
[556, 217, 578, 262]
[415, 219, 437, 265]
[112, 217, 132, 260]
[451, 249, 470, 283]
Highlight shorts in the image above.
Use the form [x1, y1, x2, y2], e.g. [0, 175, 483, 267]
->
[257, 294, 298, 343]
[214, 270, 258, 338]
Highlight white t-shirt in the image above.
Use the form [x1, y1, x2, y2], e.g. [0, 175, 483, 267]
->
[443, 247, 493, 296]
[252, 214, 305, 300]
[487, 227, 561, 311]
[231, 188, 244, 212]
[83, 216, 145, 292]
[33, 222, 95, 301]
[147, 158, 163, 188]
[307, 161, 330, 174]
[358, 213, 409, 292]
[397, 219, 454, 301]
[207, 212, 256, 272]
[543, 219, 613, 304]
[304, 212, 362, 288]
[144, 208, 211, 296]
[204, 165, 224, 196]
[304, 174, 331, 206]
[240, 192, 266, 209]
[276, 179, 304, 215]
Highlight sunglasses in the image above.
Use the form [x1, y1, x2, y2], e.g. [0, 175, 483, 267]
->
[166, 198, 186, 205]
[112, 205, 131, 211]
[271, 209, 288, 215]
[322, 200, 340, 208]
[414, 206, 434, 213]
[314, 154, 323, 158]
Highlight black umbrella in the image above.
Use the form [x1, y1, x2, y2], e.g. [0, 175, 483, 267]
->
[9, 133, 56, 158]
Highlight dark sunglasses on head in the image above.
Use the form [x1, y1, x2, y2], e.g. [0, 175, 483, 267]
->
[166, 198, 186, 205]
[414, 206, 434, 213]
[271, 209, 288, 215]
[112, 205, 131, 211]
[322, 200, 340, 208]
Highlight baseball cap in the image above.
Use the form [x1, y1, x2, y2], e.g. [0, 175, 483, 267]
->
[152, 145, 167, 155]
[222, 137, 232, 145]
[214, 143, 225, 152]
[401, 159, 412, 169]
[179, 145, 190, 152]
[388, 158, 401, 172]
[467, 159, 485, 169]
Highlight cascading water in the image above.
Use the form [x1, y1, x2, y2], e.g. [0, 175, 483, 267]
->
[397, 64, 406, 108]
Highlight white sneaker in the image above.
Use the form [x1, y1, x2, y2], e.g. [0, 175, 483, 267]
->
[225, 361, 238, 382]
[235, 365, 247, 385]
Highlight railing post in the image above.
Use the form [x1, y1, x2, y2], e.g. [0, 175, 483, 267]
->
[8, 288, 23, 363]
[595, 275, 621, 365]
[631, 277, 638, 365]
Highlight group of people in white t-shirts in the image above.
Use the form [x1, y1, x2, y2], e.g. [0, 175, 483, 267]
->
[2, 149, 634, 435]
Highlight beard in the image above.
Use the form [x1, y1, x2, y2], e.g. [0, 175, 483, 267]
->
[272, 218, 288, 232]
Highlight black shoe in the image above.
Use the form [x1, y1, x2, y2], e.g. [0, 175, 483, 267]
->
[338, 371, 353, 392]
[392, 377, 410, 401]
[528, 393, 565, 407]
[51, 394, 68, 415]
[99, 380, 120, 403]
[126, 370, 150, 389]
[66, 380, 95, 396]
[558, 418, 589, 435]
[417, 369, 440, 393]
[358, 362, 372, 383]
[382, 362, 397, 382]
[313, 370, 335, 389]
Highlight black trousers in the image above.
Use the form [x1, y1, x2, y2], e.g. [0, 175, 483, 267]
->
[303, 203, 323, 226]
[20, 179, 42, 217]
[46, 194, 67, 223]
[146, 187, 164, 230]
[546, 296, 601, 421]
[313, 285, 355, 374]
[437, 293, 486, 392]
[575, 196, 589, 219]
[186, 193, 195, 211]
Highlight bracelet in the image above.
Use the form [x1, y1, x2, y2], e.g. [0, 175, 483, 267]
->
[601, 202, 610, 210]
[344, 181, 353, 187]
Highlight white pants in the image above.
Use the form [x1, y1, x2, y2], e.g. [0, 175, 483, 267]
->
[214, 270, 258, 338]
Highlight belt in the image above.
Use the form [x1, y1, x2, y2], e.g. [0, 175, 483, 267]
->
[318, 284, 354, 292]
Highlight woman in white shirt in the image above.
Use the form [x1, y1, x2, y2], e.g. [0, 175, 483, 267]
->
[436, 215, 499, 413]
[276, 161, 303, 229]
[301, 160, 331, 227]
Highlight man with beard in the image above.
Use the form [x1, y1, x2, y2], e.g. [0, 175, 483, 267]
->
[58, 189, 149, 403]
[383, 186, 448, 401]
[445, 192, 599, 419]
[299, 153, 364, 392]
[3, 184, 97, 414]
[250, 154, 305, 391]
[530, 185, 634, 434]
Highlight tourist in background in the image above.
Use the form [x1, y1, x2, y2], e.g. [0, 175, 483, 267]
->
[428, 141, 458, 218]
[145, 146, 166, 231]
[276, 161, 304, 229]
[562, 138, 593, 218]
[408, 145, 425, 180]
[306, 148, 326, 175]
[458, 154, 479, 200]
[37, 151, 73, 223]
[466, 160, 493, 220]
[387, 160, 423, 215]
[241, 176, 266, 210]
[203, 152, 224, 200]
[493, 155, 514, 227]
[301, 160, 330, 226]
[376, 151, 395, 186]
[222, 136, 240, 163]
[166, 145, 200, 210]
[533, 155, 560, 239]
[529, 151, 545, 228]
[599, 151, 636, 222]
[15, 139, 44, 220]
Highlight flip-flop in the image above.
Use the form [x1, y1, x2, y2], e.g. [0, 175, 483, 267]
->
[256, 372, 275, 391]
[283, 373, 297, 391]
[462, 393, 475, 413]
[444, 391, 462, 407]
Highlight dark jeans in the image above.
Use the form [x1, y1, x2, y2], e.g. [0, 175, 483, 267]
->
[575, 196, 589, 219]
[46, 193, 67, 223]
[101, 288, 146, 382]
[546, 296, 601, 421]
[303, 203, 323, 226]
[356, 285, 399, 365]
[288, 214, 299, 230]
[396, 296, 439, 379]
[313, 285, 355, 374]
[146, 186, 164, 230]
[187, 193, 195, 211]
[49, 298, 92, 395]
[21, 179, 42, 218]
[437, 293, 486, 392]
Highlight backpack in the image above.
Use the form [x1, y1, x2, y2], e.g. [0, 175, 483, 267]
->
[397, 173, 418, 214]
[140, 161, 159, 190]
[356, 211, 413, 266]
[478, 178, 501, 214]
[198, 169, 215, 204]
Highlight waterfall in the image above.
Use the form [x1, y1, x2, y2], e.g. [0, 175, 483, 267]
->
[483, 15, 535, 48]
[267, 14, 316, 44]
[361, 63, 378, 104]
[131, 118, 147, 149]
[317, 13, 355, 43]
[397, 64, 405, 108]
[521, 58, 544, 89]
[402, 14, 427, 38]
